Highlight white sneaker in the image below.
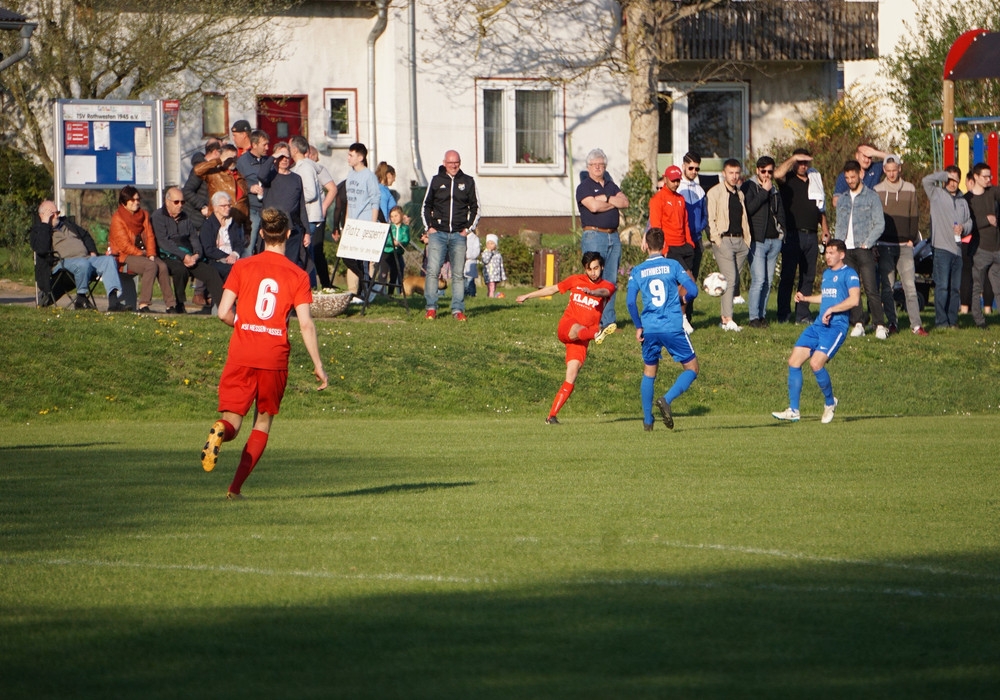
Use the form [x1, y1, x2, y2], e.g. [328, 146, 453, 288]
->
[720, 320, 742, 332]
[772, 407, 800, 422]
[350, 296, 365, 305]
[821, 397, 838, 424]
[875, 325, 888, 340]
[733, 296, 746, 305]
[682, 317, 694, 334]
[850, 323, 866, 337]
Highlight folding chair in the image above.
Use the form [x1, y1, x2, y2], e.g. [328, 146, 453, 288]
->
[34, 252, 101, 309]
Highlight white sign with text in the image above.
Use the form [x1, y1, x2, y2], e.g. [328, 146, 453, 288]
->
[338, 219, 390, 263]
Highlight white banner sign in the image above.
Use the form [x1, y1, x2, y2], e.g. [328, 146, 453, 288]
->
[338, 219, 390, 263]
[62, 102, 154, 123]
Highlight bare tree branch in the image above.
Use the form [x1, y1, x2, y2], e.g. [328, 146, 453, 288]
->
[0, 0, 296, 175]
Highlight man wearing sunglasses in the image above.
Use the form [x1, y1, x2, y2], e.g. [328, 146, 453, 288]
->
[676, 152, 707, 332]
[741, 156, 786, 328]
[151, 187, 224, 313]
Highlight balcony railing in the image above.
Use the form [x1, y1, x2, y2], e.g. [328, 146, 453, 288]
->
[664, 0, 879, 62]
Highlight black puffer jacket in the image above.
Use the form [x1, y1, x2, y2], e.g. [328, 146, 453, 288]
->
[741, 177, 787, 242]
[422, 166, 480, 233]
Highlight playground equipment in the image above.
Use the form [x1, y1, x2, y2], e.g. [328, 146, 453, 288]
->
[934, 29, 1000, 187]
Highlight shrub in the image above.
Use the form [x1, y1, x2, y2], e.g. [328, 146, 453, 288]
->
[498, 235, 533, 284]
[756, 85, 895, 231]
[619, 161, 653, 231]
[0, 196, 35, 276]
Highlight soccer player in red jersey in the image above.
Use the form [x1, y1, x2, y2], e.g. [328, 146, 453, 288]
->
[515, 252, 616, 424]
[200, 208, 328, 499]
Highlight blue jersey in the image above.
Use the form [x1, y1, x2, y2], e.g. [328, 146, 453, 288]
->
[816, 264, 860, 329]
[626, 254, 699, 334]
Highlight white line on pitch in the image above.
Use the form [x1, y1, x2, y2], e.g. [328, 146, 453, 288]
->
[643, 540, 1000, 581]
[4, 557, 998, 601]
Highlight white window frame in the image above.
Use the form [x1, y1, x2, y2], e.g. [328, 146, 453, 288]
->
[660, 82, 749, 170]
[323, 88, 358, 149]
[475, 78, 565, 176]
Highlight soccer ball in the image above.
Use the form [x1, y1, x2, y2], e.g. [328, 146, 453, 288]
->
[703, 272, 728, 297]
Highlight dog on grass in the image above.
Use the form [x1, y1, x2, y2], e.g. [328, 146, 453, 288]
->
[402, 275, 447, 296]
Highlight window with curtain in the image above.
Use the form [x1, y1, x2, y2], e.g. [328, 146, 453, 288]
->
[515, 90, 553, 164]
[202, 93, 228, 138]
[477, 80, 564, 175]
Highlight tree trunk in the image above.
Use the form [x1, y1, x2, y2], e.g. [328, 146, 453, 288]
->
[624, 0, 657, 180]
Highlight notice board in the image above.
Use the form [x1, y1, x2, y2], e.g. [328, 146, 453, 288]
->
[54, 99, 161, 191]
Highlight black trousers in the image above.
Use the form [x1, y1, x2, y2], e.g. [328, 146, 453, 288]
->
[844, 247, 884, 327]
[777, 229, 818, 322]
[163, 258, 223, 308]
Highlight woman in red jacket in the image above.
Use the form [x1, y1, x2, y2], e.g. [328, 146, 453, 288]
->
[108, 186, 178, 313]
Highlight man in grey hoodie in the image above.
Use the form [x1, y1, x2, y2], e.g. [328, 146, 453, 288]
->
[923, 167, 972, 329]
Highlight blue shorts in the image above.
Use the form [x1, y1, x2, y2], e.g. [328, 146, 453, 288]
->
[642, 330, 696, 365]
[795, 322, 847, 360]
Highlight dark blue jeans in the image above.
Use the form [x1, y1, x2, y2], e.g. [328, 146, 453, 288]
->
[933, 248, 962, 327]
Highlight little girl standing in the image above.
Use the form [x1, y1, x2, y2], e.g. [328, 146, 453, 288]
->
[481, 233, 507, 298]
[379, 205, 410, 292]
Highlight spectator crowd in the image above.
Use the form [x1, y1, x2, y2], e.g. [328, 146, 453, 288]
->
[30, 123, 998, 340]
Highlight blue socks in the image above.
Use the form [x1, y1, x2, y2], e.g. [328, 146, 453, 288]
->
[665, 369, 697, 405]
[788, 366, 803, 411]
[641, 375, 655, 424]
[643, 370, 698, 424]
[814, 367, 834, 405]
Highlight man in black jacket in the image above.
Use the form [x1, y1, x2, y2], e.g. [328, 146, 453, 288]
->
[420, 150, 480, 321]
[31, 200, 127, 310]
[741, 156, 786, 327]
[151, 187, 224, 313]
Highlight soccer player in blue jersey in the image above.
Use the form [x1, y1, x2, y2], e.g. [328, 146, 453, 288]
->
[627, 227, 701, 431]
[773, 238, 860, 424]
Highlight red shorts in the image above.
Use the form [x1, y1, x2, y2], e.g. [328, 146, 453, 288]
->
[557, 317, 594, 366]
[217, 364, 288, 416]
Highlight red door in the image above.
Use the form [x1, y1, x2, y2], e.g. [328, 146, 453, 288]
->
[256, 96, 307, 145]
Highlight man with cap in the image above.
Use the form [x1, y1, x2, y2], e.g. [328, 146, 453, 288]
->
[231, 120, 252, 157]
[648, 164, 696, 325]
[649, 165, 695, 269]
[576, 148, 630, 334]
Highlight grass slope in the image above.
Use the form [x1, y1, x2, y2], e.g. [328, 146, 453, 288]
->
[1, 289, 999, 698]
[2, 288, 1000, 423]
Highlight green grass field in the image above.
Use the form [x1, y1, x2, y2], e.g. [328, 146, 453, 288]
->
[1, 291, 999, 698]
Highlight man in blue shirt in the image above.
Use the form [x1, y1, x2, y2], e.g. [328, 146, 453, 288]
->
[627, 227, 701, 431]
[773, 239, 860, 424]
[577, 148, 630, 333]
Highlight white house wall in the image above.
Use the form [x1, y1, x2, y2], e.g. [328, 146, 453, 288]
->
[171, 1, 871, 221]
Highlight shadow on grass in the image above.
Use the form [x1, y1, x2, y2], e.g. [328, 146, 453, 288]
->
[0, 442, 119, 451]
[2, 556, 998, 700]
[312, 481, 477, 498]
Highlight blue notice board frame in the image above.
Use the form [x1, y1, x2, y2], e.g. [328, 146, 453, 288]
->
[54, 99, 162, 192]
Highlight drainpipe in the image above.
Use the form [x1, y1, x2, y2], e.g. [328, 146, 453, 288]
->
[408, 0, 426, 187]
[0, 22, 37, 72]
[367, 0, 389, 165]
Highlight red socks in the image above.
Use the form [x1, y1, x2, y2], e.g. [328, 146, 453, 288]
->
[228, 429, 269, 495]
[548, 382, 574, 419]
[576, 326, 597, 341]
[220, 419, 237, 442]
